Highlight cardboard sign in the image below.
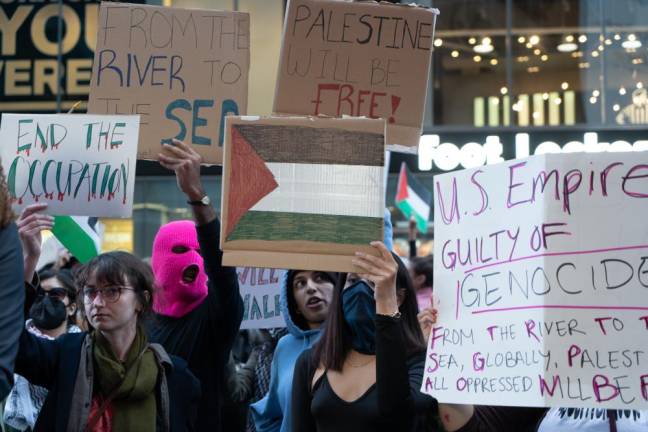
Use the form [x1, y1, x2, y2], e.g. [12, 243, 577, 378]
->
[0, 113, 139, 217]
[274, 0, 438, 153]
[221, 116, 385, 272]
[422, 152, 648, 409]
[88, 2, 249, 165]
[238, 267, 286, 329]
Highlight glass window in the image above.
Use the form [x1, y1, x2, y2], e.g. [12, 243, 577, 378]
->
[429, 0, 507, 127]
[602, 0, 648, 126]
[511, 0, 603, 127]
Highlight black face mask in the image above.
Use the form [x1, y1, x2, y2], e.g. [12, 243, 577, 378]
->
[29, 296, 67, 330]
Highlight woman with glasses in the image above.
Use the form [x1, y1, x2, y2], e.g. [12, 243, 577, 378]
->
[13, 251, 200, 432]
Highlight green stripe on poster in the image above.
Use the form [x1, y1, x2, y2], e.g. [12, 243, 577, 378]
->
[227, 211, 383, 244]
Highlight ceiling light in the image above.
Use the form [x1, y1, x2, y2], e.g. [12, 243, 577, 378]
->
[500, 87, 508, 95]
[619, 87, 626, 95]
[622, 39, 642, 49]
[557, 42, 578, 52]
[613, 104, 620, 112]
[605, 39, 612, 46]
[517, 56, 529, 63]
[598, 45, 604, 51]
[578, 62, 590, 69]
[529, 35, 540, 45]
[532, 112, 540, 119]
[565, 35, 575, 43]
[534, 48, 542, 55]
[469, 37, 477, 45]
[482, 37, 492, 45]
[474, 43, 494, 54]
[512, 103, 520, 112]
[434, 38, 443, 47]
[518, 36, 526, 43]
[614, 34, 621, 41]
[591, 51, 599, 57]
[638, 82, 644, 89]
[561, 82, 569, 90]
[490, 58, 499, 66]
[473, 55, 482, 62]
[527, 66, 540, 73]
[541, 54, 549, 61]
[554, 98, 562, 105]
[526, 42, 533, 49]
[571, 51, 583, 58]
[451, 50, 459, 58]
[589, 96, 597, 104]
[578, 35, 587, 43]
[542, 93, 549, 100]
[592, 90, 600, 97]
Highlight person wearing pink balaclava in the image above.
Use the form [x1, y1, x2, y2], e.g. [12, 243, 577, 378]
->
[147, 139, 243, 432]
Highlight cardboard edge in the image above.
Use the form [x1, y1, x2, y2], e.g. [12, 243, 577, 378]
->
[220, 117, 234, 250]
[224, 250, 362, 273]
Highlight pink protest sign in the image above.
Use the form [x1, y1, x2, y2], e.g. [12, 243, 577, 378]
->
[423, 151, 648, 409]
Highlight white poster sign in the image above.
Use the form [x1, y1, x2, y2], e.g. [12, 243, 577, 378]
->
[237, 267, 286, 330]
[422, 152, 648, 409]
[0, 114, 139, 217]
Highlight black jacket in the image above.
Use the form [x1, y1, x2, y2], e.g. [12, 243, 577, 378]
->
[0, 223, 25, 400]
[15, 330, 201, 431]
[148, 218, 244, 432]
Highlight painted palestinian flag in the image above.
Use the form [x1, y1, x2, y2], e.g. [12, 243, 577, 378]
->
[224, 119, 385, 246]
[395, 162, 432, 233]
[52, 216, 101, 263]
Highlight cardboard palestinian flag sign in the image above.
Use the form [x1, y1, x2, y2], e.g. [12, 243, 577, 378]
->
[221, 116, 385, 272]
[395, 162, 432, 234]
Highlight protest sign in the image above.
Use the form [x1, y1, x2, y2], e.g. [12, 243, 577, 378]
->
[221, 116, 385, 272]
[88, 2, 249, 165]
[238, 267, 286, 330]
[274, 0, 438, 153]
[0, 113, 139, 217]
[422, 152, 648, 409]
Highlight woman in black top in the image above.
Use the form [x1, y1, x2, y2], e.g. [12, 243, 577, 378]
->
[291, 241, 438, 432]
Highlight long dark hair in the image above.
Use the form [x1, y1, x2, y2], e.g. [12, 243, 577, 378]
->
[75, 251, 155, 326]
[312, 253, 425, 371]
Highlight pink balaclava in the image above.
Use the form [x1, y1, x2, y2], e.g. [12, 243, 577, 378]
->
[151, 220, 208, 318]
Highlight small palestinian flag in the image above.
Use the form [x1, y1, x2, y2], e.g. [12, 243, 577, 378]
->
[222, 117, 385, 271]
[52, 216, 101, 263]
[395, 162, 432, 234]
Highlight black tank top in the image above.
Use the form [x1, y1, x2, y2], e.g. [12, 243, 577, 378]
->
[311, 372, 381, 432]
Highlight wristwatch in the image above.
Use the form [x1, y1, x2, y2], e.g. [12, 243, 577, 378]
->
[187, 195, 211, 206]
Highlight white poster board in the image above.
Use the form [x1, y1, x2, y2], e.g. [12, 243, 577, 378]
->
[0, 113, 139, 217]
[422, 152, 648, 409]
[237, 267, 286, 329]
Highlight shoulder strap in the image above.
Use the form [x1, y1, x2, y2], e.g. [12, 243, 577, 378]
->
[85, 348, 148, 431]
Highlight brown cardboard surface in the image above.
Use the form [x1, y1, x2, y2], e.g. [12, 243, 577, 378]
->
[221, 115, 385, 271]
[88, 2, 249, 165]
[274, 0, 438, 152]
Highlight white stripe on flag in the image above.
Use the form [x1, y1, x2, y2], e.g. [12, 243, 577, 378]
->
[251, 163, 384, 218]
[71, 216, 102, 250]
[406, 186, 431, 220]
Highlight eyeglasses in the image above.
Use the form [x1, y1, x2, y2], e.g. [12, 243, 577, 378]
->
[83, 286, 135, 304]
[37, 287, 67, 301]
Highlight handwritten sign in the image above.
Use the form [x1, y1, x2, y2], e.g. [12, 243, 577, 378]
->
[88, 3, 249, 165]
[238, 267, 286, 329]
[0, 113, 139, 217]
[274, 0, 438, 152]
[422, 152, 648, 409]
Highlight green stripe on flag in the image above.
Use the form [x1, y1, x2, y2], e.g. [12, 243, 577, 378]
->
[52, 216, 100, 263]
[396, 200, 428, 233]
[227, 211, 382, 244]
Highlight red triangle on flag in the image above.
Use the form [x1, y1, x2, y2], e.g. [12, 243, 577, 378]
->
[226, 126, 279, 238]
[395, 162, 409, 202]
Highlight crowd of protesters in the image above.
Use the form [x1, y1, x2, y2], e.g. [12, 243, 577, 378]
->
[0, 139, 646, 432]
